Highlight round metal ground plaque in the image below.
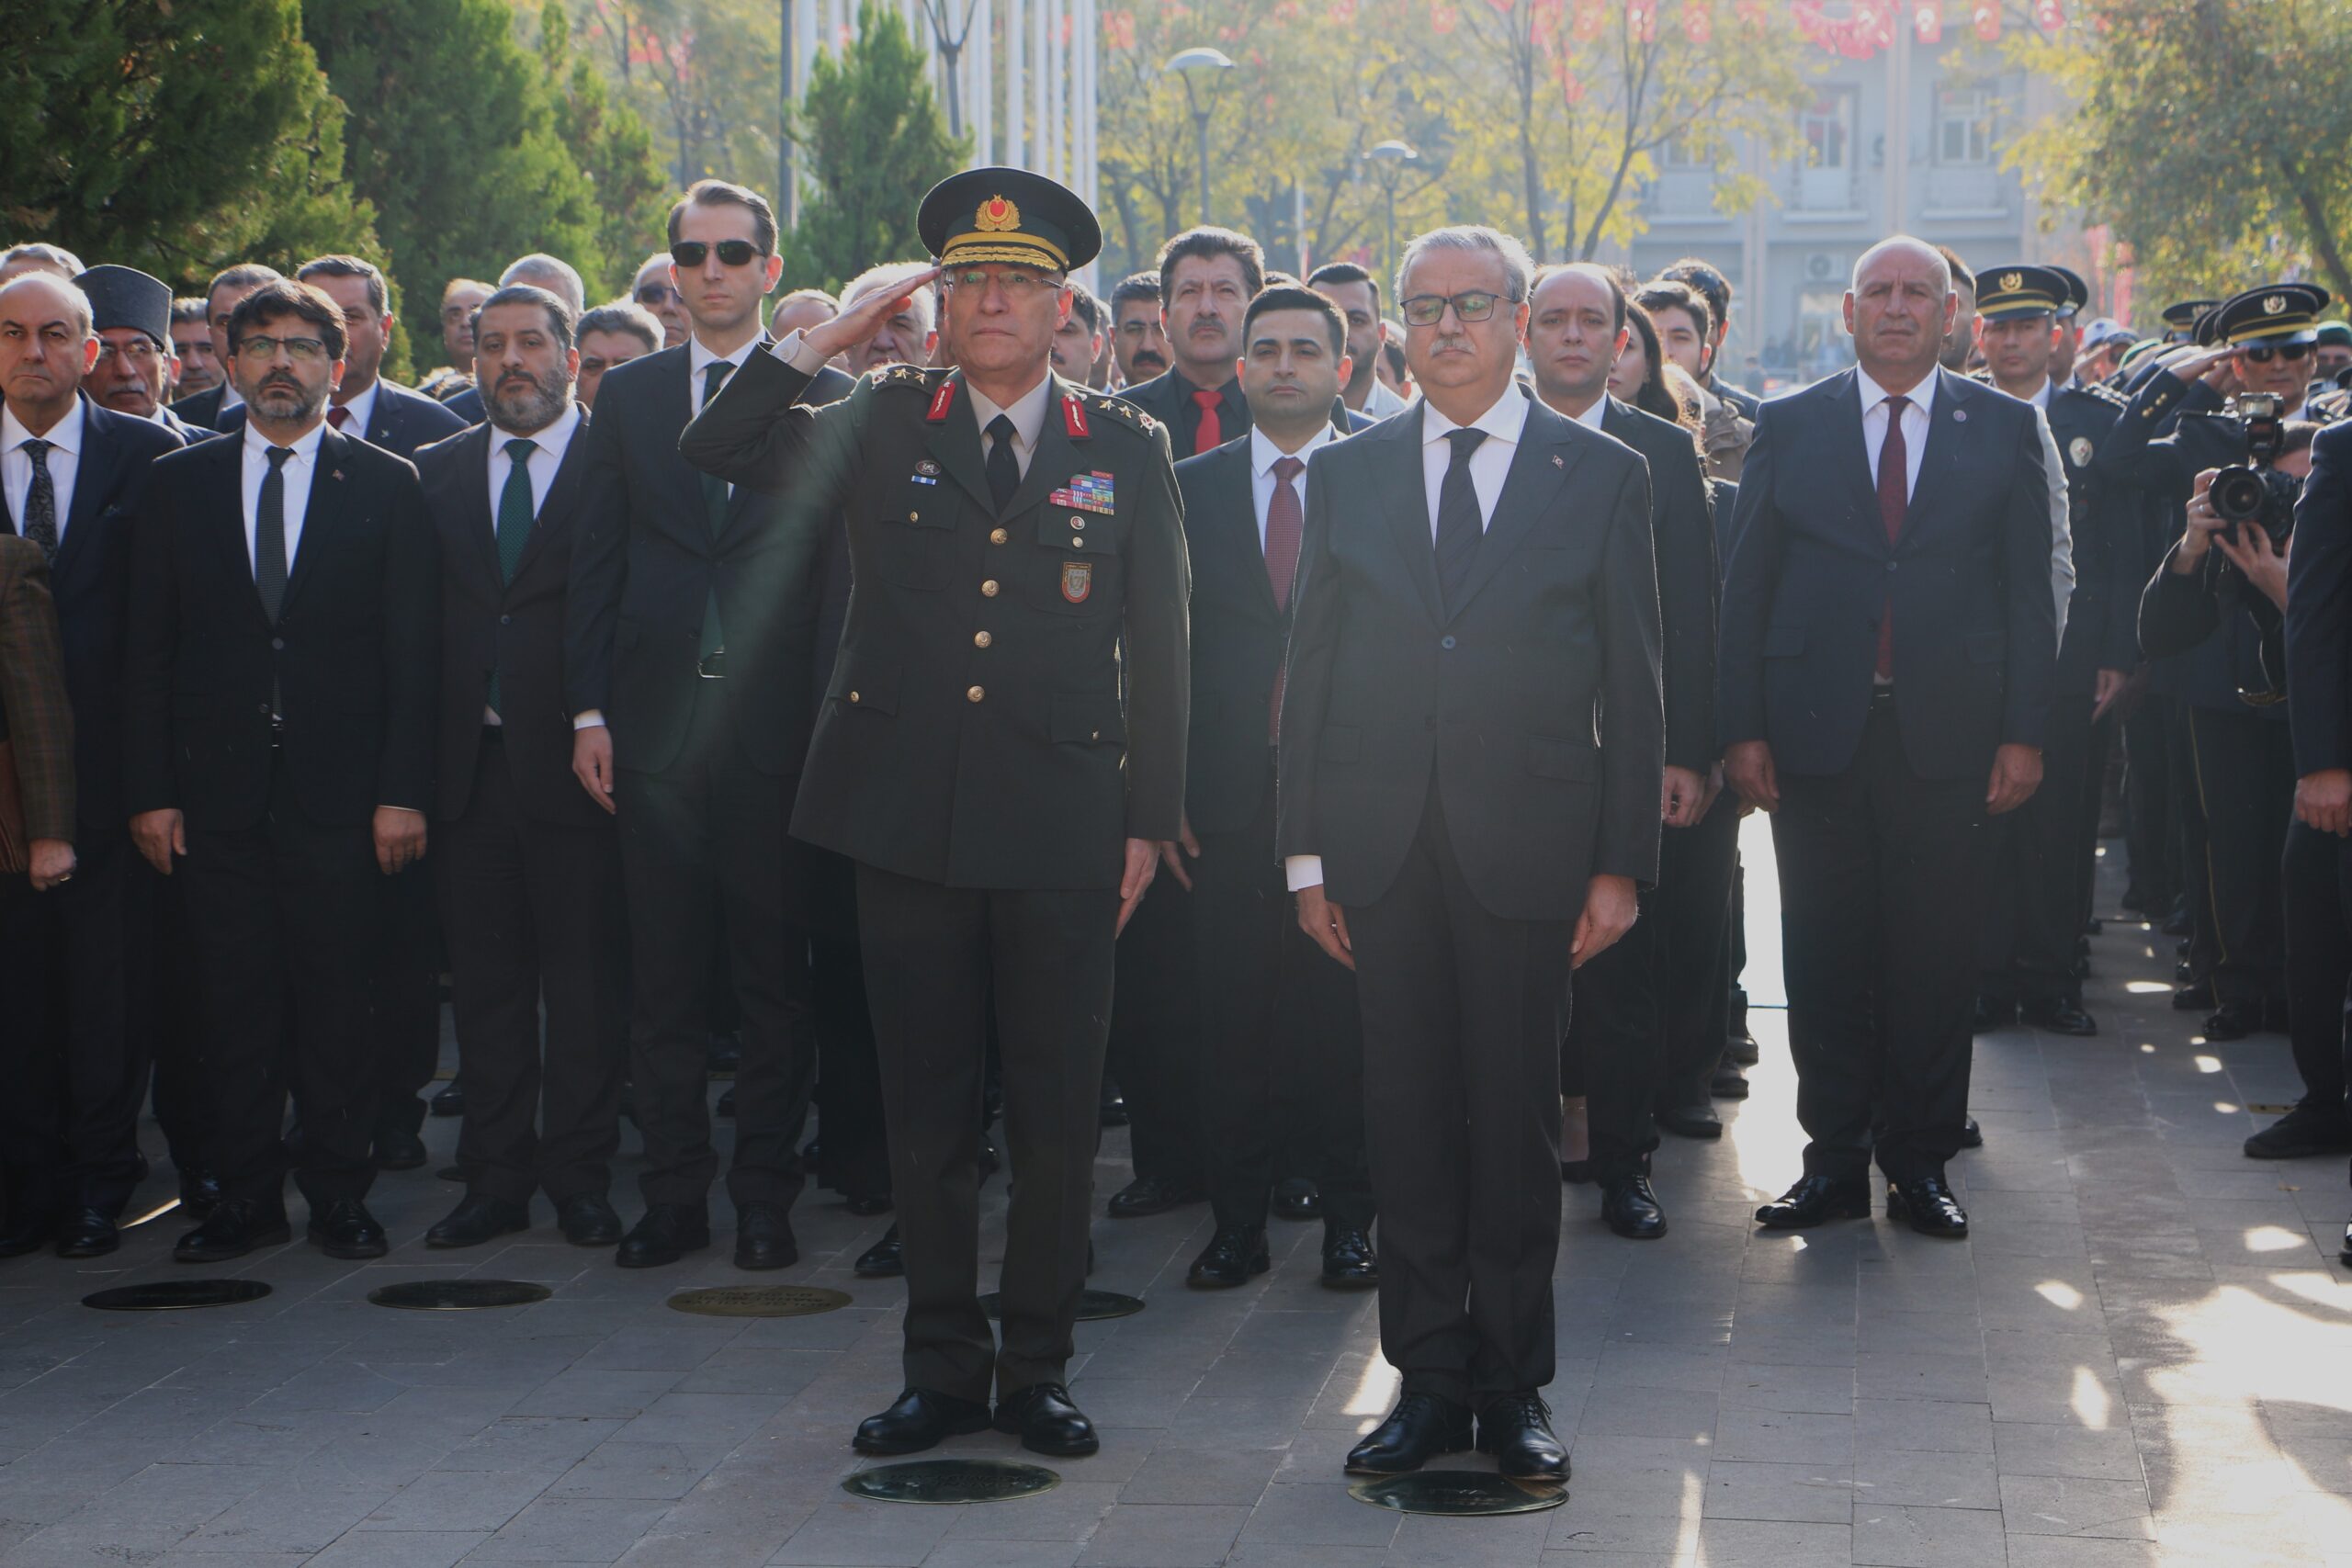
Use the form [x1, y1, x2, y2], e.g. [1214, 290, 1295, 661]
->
[978, 1289, 1143, 1322]
[83, 1279, 273, 1313]
[1348, 1471, 1566, 1516]
[367, 1280, 551, 1311]
[667, 1284, 854, 1318]
[843, 1458, 1060, 1505]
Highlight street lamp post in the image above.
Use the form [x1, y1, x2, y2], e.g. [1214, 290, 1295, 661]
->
[1165, 47, 1235, 226]
[1366, 139, 1419, 290]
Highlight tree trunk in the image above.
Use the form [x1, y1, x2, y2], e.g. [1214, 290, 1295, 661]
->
[2286, 164, 2352, 305]
[1517, 52, 1544, 263]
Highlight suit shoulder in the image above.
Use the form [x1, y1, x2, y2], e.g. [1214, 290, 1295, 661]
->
[385, 381, 469, 434]
[88, 402, 186, 459]
[411, 423, 481, 473]
[337, 434, 422, 484]
[599, 344, 686, 401]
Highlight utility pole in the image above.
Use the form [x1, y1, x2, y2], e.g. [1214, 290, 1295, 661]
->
[780, 0, 798, 227]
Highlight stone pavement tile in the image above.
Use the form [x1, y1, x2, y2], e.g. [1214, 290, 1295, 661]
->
[1068, 1378, 1203, 1428]
[1270, 1427, 1375, 1483]
[2276, 1435, 2352, 1493]
[1995, 1421, 2147, 1482]
[933, 1481, 1123, 1543]
[545, 1438, 729, 1501]
[1856, 1350, 1988, 1405]
[1120, 1445, 1283, 1505]
[178, 1484, 391, 1558]
[1698, 1460, 1853, 1524]
[1070, 1502, 1252, 1567]
[610, 1391, 778, 1448]
[1542, 1483, 1702, 1555]
[1848, 1503, 2005, 1568]
[464, 1496, 673, 1563]
[509, 1371, 684, 1421]
[1232, 1479, 1400, 1548]
[4, 1459, 269, 1562]
[918, 1540, 1084, 1568]
[2000, 1472, 2157, 1539]
[1536, 1552, 1685, 1568]
[1219, 1548, 1390, 1568]
[1386, 1506, 1557, 1564]
[1992, 1360, 2126, 1426]
[1572, 1387, 1718, 1442]
[435, 1417, 627, 1472]
[355, 1468, 555, 1531]
[1688, 1517, 1850, 1565]
[1591, 1345, 1728, 1394]
[1999, 1532, 2161, 1566]
[305, 1530, 492, 1567]
[1712, 1407, 1855, 1464]
[1851, 1447, 1999, 1510]
[1719, 1360, 1854, 1414]
[1853, 1310, 1977, 1359]
[1166, 1395, 1315, 1448]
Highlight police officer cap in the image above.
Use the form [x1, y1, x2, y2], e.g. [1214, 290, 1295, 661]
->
[2046, 265, 2090, 319]
[2312, 321, 2351, 350]
[2080, 317, 2133, 352]
[2161, 299, 2218, 332]
[73, 264, 173, 349]
[918, 167, 1101, 276]
[1975, 264, 2070, 322]
[2210, 283, 2332, 349]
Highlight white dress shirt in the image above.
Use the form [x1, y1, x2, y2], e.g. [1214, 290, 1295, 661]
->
[2028, 379, 2076, 638]
[1249, 423, 1335, 548]
[1854, 365, 1933, 501]
[1419, 384, 1529, 538]
[967, 371, 1055, 481]
[689, 333, 763, 502]
[2, 397, 85, 543]
[485, 400, 581, 522]
[239, 418, 325, 574]
[1363, 377, 1410, 420]
[1560, 392, 1609, 433]
[327, 378, 379, 439]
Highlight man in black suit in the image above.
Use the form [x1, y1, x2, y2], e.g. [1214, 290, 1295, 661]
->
[0, 274, 185, 1258]
[414, 286, 628, 1250]
[1169, 286, 1376, 1293]
[567, 179, 846, 1271]
[1527, 263, 1724, 1239]
[1658, 257, 1761, 421]
[1721, 237, 2058, 1241]
[165, 264, 282, 434]
[1281, 226, 1662, 1482]
[126, 279, 438, 1263]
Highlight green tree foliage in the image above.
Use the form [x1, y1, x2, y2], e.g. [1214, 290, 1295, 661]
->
[541, 1, 674, 295]
[781, 4, 968, 293]
[0, 0, 376, 291]
[574, 0, 785, 193]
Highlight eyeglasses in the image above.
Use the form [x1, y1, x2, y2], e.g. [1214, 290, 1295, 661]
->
[634, 283, 682, 305]
[942, 268, 1057, 299]
[2242, 342, 2313, 365]
[1399, 290, 1508, 327]
[232, 334, 330, 363]
[96, 339, 164, 366]
[670, 240, 763, 269]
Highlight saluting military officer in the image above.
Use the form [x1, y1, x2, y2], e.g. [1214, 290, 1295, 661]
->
[680, 168, 1188, 1461]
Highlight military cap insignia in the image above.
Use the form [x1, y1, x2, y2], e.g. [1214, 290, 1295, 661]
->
[2000, 272, 2022, 292]
[976, 194, 1021, 232]
[2264, 294, 2287, 315]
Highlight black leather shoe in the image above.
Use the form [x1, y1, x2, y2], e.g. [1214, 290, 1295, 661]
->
[1711, 1060, 1750, 1100]
[714, 1086, 736, 1118]
[1321, 1226, 1378, 1289]
[2341, 1222, 2352, 1268]
[0, 1204, 54, 1258]
[1560, 1160, 1591, 1185]
[733, 1201, 798, 1270]
[1600, 1175, 1668, 1239]
[373, 1125, 427, 1172]
[429, 1079, 465, 1118]
[854, 1387, 992, 1456]
[2173, 980, 2215, 1010]
[615, 1204, 709, 1269]
[1272, 1176, 1322, 1221]
[1476, 1392, 1569, 1483]
[435, 1165, 465, 1183]
[55, 1208, 119, 1258]
[844, 1193, 893, 1217]
[177, 1169, 222, 1218]
[1099, 1086, 1128, 1127]
[706, 1032, 741, 1075]
[2246, 1104, 2352, 1160]
[175, 1198, 292, 1263]
[1186, 1224, 1270, 1288]
[1959, 1116, 1984, 1150]
[854, 1224, 904, 1278]
[1345, 1393, 1474, 1474]
[309, 1198, 390, 1259]
[1106, 1175, 1205, 1218]
[2021, 998, 2098, 1036]
[1657, 1101, 1723, 1140]
[2203, 999, 2264, 1041]
[1972, 995, 2012, 1033]
[1724, 1029, 1760, 1066]
[1755, 1174, 1871, 1230]
[426, 1193, 530, 1249]
[1886, 1176, 1969, 1237]
[978, 1133, 1001, 1179]
[2163, 906, 2192, 937]
[556, 1193, 623, 1247]
[994, 1382, 1099, 1457]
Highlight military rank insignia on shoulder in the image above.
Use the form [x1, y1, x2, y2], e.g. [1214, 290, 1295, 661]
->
[867, 365, 939, 393]
[2076, 380, 2127, 408]
[1089, 396, 1156, 437]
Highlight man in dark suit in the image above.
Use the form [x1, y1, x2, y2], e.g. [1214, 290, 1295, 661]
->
[1658, 257, 1761, 421]
[1527, 263, 1724, 1239]
[0, 273, 184, 1258]
[1281, 226, 1662, 1482]
[1721, 237, 2058, 1241]
[566, 179, 842, 1272]
[414, 286, 628, 1249]
[126, 278, 438, 1263]
[165, 264, 282, 434]
[1169, 286, 1375, 1293]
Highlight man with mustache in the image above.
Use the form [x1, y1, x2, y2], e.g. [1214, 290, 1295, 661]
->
[166, 263, 284, 434]
[1108, 272, 1169, 388]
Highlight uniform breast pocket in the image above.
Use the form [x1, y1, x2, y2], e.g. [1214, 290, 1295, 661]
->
[1025, 514, 1121, 616]
[866, 484, 958, 592]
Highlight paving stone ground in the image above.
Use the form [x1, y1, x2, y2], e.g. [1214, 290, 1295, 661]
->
[6, 824, 2352, 1566]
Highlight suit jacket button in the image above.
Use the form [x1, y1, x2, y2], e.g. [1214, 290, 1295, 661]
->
[990, 528, 1008, 545]
[1885, 560, 1898, 573]
[1441, 635, 1456, 649]
[848, 691, 860, 703]
[981, 580, 1000, 597]
[967, 685, 985, 703]
[500, 614, 512, 625]
[974, 631, 992, 648]
[909, 510, 920, 522]
[271, 637, 285, 650]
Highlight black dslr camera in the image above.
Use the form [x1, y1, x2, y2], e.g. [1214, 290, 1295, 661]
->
[2210, 392, 2300, 546]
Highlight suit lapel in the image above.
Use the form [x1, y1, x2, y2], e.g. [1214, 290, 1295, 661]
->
[922, 376, 996, 516]
[512, 410, 590, 584]
[1230, 446, 1282, 622]
[52, 398, 116, 583]
[1902, 368, 1973, 545]
[1447, 405, 1580, 619]
[713, 337, 779, 547]
[451, 426, 502, 590]
[198, 436, 270, 629]
[278, 427, 345, 615]
[1377, 405, 1446, 626]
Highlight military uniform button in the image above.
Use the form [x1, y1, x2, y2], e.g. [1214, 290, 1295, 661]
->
[981, 580, 1000, 597]
[974, 631, 992, 648]
[967, 685, 985, 703]
[909, 510, 920, 521]
[990, 527, 1008, 545]
[848, 691, 860, 703]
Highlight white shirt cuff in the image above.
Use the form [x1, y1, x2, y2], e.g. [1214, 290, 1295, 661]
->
[1284, 855, 1325, 893]
[572, 710, 606, 730]
[772, 331, 829, 376]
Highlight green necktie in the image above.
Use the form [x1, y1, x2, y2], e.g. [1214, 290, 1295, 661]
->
[699, 360, 731, 661]
[488, 437, 536, 716]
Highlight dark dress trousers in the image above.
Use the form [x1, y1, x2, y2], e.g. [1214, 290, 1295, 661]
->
[418, 415, 626, 1206]
[124, 427, 438, 1213]
[1276, 396, 1662, 1405]
[1, 399, 182, 1219]
[564, 344, 850, 1218]
[682, 352, 1188, 1404]
[1176, 429, 1373, 1235]
[1717, 367, 2056, 1185]
[2285, 423, 2352, 1138]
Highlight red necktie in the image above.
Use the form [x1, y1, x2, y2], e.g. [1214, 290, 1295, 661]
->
[1265, 456, 1306, 742]
[326, 405, 349, 431]
[1191, 388, 1224, 456]
[1875, 393, 1909, 681]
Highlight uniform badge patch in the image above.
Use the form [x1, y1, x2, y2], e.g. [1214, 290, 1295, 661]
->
[1048, 471, 1116, 513]
[2069, 435, 2094, 467]
[1062, 561, 1092, 603]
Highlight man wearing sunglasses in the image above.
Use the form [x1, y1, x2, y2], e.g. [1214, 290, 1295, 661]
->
[630, 252, 690, 349]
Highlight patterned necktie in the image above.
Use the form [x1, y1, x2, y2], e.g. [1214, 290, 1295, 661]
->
[1875, 393, 1910, 681]
[326, 405, 349, 432]
[256, 446, 293, 624]
[1191, 388, 1225, 456]
[699, 361, 731, 661]
[985, 414, 1020, 513]
[1264, 455, 1306, 742]
[17, 438, 57, 563]
[1431, 426, 1488, 615]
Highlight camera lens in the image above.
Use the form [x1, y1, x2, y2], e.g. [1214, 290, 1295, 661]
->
[2211, 467, 2267, 524]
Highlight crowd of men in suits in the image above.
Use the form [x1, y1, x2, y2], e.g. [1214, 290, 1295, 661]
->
[6, 171, 2352, 1478]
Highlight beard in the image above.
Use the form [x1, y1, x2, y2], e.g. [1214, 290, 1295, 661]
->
[487, 371, 571, 433]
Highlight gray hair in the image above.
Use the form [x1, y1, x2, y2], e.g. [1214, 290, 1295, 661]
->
[842, 261, 939, 333]
[0, 243, 87, 282]
[1396, 226, 1535, 309]
[577, 301, 662, 353]
[498, 253, 585, 314]
[0, 272, 95, 339]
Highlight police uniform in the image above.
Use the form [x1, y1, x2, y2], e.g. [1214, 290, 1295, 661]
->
[680, 170, 1188, 1454]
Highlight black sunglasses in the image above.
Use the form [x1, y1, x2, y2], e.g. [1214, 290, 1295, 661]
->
[2241, 342, 2312, 365]
[635, 283, 681, 305]
[670, 240, 763, 269]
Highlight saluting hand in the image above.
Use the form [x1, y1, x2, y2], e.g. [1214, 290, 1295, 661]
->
[802, 267, 944, 364]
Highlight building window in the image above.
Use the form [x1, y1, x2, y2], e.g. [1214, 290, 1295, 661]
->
[1801, 92, 1853, 170]
[1936, 85, 1992, 166]
[1658, 135, 1707, 172]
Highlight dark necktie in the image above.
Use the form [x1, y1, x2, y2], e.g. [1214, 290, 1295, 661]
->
[1191, 388, 1225, 456]
[985, 413, 1021, 513]
[326, 405, 350, 432]
[488, 438, 537, 716]
[1875, 393, 1909, 681]
[1432, 426, 1488, 615]
[17, 438, 57, 563]
[699, 361, 731, 661]
[256, 445, 293, 624]
[1265, 455, 1306, 742]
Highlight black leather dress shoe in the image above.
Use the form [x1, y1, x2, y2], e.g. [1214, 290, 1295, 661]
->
[1656, 1101, 1723, 1140]
[854, 1224, 904, 1278]
[995, 1382, 1099, 1457]
[1755, 1174, 1871, 1231]
[1272, 1176, 1322, 1221]
[426, 1193, 530, 1248]
[1186, 1224, 1270, 1288]
[1724, 1029, 1760, 1066]
[1345, 1393, 1473, 1474]
[2341, 1222, 2352, 1268]
[2162, 906, 2192, 937]
[2021, 998, 2098, 1036]
[309, 1198, 390, 1259]
[2203, 999, 2265, 1041]
[844, 1193, 894, 1217]
[1959, 1116, 1984, 1150]
[55, 1208, 119, 1258]
[1972, 995, 2014, 1033]
[853, 1387, 992, 1455]
[1711, 1059, 1750, 1100]
[1600, 1175, 1668, 1239]
[178, 1169, 222, 1218]
[733, 1201, 798, 1269]
[714, 1086, 736, 1118]
[1886, 1176, 1969, 1238]
[978, 1133, 1001, 1179]
[1106, 1175, 1205, 1218]
[556, 1194, 623, 1247]
[2172, 980, 2215, 1010]
[616, 1204, 709, 1269]
[429, 1079, 465, 1118]
[1559, 1159, 1591, 1185]
[2246, 1104, 2352, 1160]
[1098, 1087, 1129, 1127]
[175, 1199, 292, 1263]
[1321, 1227, 1378, 1289]
[706, 1032, 741, 1075]
[373, 1126, 427, 1172]
[1477, 1393, 1569, 1483]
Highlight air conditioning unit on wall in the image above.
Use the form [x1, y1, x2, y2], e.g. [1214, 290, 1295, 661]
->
[1804, 253, 1841, 282]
